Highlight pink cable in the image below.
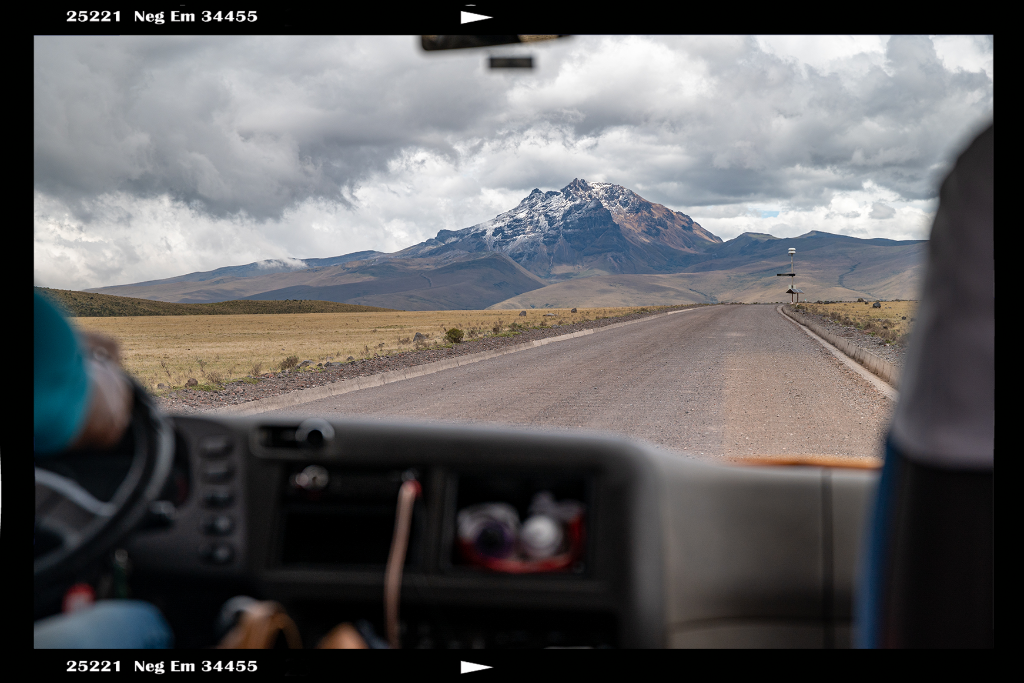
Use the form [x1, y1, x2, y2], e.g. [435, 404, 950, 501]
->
[385, 479, 421, 649]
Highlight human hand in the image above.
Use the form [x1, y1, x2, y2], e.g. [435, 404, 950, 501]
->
[79, 331, 123, 365]
[70, 333, 133, 450]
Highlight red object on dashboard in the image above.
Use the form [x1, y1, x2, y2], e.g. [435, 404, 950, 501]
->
[458, 514, 585, 573]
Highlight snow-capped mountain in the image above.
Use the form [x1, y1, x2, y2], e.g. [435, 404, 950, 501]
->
[397, 179, 723, 279]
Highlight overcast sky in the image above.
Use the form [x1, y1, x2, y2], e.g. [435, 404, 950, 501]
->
[34, 35, 993, 290]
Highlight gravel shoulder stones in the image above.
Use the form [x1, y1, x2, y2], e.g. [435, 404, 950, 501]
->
[718, 307, 892, 462]
[792, 309, 910, 369]
[153, 305, 707, 415]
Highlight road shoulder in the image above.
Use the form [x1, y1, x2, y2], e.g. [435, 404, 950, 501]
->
[777, 305, 898, 402]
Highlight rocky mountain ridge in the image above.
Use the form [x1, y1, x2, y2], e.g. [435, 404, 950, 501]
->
[397, 178, 722, 279]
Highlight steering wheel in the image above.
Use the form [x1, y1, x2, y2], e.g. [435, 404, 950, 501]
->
[34, 379, 175, 591]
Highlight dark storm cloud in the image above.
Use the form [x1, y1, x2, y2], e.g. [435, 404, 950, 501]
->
[35, 35, 991, 225]
[34, 36, 511, 222]
[593, 35, 991, 210]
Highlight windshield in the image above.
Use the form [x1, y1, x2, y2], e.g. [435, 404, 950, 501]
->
[33, 31, 992, 462]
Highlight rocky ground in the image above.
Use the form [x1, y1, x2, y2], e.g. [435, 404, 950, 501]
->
[153, 305, 705, 414]
[795, 308, 910, 369]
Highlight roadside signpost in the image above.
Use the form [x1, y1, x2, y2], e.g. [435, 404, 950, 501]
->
[777, 247, 803, 302]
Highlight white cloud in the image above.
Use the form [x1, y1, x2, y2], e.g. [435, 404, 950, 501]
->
[932, 35, 993, 79]
[869, 202, 897, 219]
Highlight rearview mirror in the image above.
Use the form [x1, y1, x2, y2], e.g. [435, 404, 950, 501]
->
[421, 35, 568, 51]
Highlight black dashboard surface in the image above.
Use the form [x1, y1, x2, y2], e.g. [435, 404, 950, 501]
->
[124, 414, 668, 648]
[116, 413, 877, 649]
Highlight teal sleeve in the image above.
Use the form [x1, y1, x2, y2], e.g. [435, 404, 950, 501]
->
[34, 291, 91, 454]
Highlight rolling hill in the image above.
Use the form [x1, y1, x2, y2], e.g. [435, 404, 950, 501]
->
[35, 287, 398, 317]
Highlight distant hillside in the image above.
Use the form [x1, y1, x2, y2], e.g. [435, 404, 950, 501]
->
[35, 288, 398, 317]
[89, 252, 547, 312]
[82, 179, 926, 309]
[239, 252, 548, 311]
[489, 231, 927, 308]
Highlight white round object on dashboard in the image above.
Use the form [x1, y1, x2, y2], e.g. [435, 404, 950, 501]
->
[520, 514, 563, 559]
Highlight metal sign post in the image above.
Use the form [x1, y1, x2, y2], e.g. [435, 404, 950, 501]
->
[777, 247, 802, 302]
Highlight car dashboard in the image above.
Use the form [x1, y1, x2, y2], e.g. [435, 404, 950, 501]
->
[121, 414, 878, 649]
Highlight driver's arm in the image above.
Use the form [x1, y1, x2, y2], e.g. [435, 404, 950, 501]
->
[34, 291, 133, 454]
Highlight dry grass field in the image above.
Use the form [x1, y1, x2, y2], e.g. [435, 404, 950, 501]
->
[69, 306, 660, 393]
[795, 300, 918, 341]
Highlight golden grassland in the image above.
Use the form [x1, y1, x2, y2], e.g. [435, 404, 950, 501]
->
[69, 306, 664, 393]
[795, 300, 918, 339]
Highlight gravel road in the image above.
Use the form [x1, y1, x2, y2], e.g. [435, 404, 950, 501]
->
[255, 304, 893, 462]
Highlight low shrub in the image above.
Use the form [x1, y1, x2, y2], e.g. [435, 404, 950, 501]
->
[280, 355, 299, 371]
[445, 328, 465, 344]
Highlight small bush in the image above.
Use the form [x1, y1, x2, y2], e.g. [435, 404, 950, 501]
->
[445, 328, 465, 344]
[250, 361, 263, 377]
[280, 355, 299, 371]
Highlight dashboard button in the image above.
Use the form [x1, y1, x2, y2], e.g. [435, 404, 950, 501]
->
[199, 435, 233, 458]
[203, 515, 235, 535]
[200, 543, 234, 564]
[203, 490, 234, 508]
[203, 462, 234, 483]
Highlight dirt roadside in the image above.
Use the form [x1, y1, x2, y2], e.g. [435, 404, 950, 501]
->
[790, 306, 911, 370]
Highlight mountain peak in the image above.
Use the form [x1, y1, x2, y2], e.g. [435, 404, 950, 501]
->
[399, 180, 722, 279]
[563, 178, 592, 195]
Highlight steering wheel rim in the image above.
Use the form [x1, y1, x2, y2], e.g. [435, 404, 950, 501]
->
[34, 378, 175, 590]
